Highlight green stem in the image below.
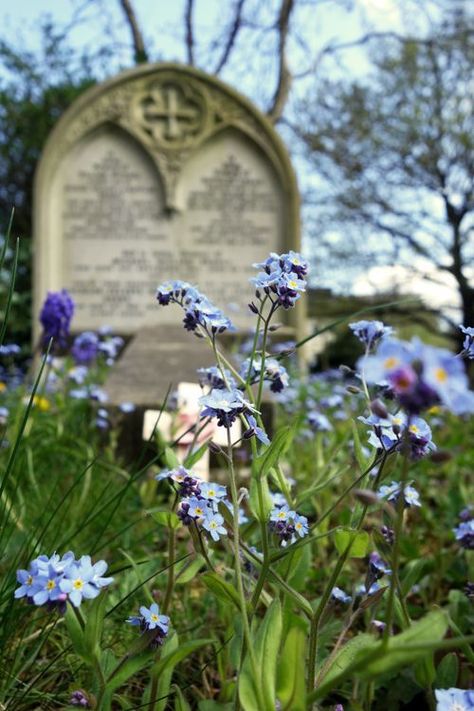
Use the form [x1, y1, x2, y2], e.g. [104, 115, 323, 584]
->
[226, 429, 265, 709]
[162, 493, 179, 614]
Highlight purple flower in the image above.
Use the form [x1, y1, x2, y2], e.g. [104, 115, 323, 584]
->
[197, 366, 236, 390]
[39, 290, 75, 349]
[71, 331, 99, 365]
[308, 411, 332, 432]
[70, 690, 90, 708]
[378, 480, 421, 508]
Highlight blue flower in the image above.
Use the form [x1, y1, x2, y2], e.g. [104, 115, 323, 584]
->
[71, 331, 99, 365]
[293, 514, 309, 538]
[119, 401, 135, 413]
[331, 587, 352, 604]
[39, 290, 75, 349]
[378, 480, 421, 508]
[202, 511, 227, 541]
[200, 388, 254, 428]
[349, 320, 393, 349]
[308, 411, 332, 432]
[460, 325, 474, 359]
[435, 688, 474, 711]
[243, 414, 270, 445]
[15, 552, 112, 609]
[199, 482, 227, 505]
[359, 337, 474, 415]
[453, 520, 474, 550]
[127, 603, 170, 647]
[59, 561, 103, 607]
[186, 496, 212, 520]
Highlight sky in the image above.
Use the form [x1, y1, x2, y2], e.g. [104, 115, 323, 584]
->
[0, 0, 459, 314]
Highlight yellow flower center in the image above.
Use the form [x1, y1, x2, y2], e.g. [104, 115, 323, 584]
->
[26, 575, 33, 586]
[46, 579, 56, 591]
[384, 357, 399, 369]
[73, 579, 84, 590]
[210, 521, 218, 529]
[277, 512, 286, 519]
[409, 425, 419, 434]
[195, 507, 203, 516]
[150, 613, 159, 622]
[435, 367, 448, 382]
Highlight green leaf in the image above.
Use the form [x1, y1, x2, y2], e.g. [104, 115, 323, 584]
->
[64, 605, 90, 664]
[152, 632, 179, 711]
[315, 633, 377, 699]
[254, 424, 295, 479]
[198, 702, 233, 710]
[164, 446, 180, 468]
[175, 554, 206, 584]
[151, 637, 214, 679]
[249, 474, 273, 523]
[334, 528, 369, 558]
[360, 610, 449, 678]
[435, 653, 459, 688]
[106, 647, 156, 692]
[239, 599, 282, 711]
[276, 620, 306, 711]
[184, 442, 209, 468]
[201, 572, 242, 611]
[351, 419, 367, 472]
[149, 510, 181, 530]
[83, 590, 108, 657]
[173, 684, 191, 711]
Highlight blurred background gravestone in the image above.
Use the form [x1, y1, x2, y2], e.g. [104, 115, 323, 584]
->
[33, 63, 301, 457]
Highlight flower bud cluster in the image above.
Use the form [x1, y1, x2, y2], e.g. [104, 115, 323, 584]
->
[156, 280, 234, 335]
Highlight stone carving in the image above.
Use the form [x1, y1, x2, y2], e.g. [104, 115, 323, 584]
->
[135, 80, 207, 147]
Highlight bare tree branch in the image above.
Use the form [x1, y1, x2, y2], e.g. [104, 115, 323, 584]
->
[117, 0, 148, 63]
[184, 0, 195, 65]
[267, 0, 295, 123]
[214, 0, 246, 74]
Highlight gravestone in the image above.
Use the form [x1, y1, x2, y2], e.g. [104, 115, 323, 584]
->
[34, 63, 301, 341]
[33, 64, 301, 458]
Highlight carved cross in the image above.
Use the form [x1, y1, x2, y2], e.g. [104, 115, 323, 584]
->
[142, 86, 200, 142]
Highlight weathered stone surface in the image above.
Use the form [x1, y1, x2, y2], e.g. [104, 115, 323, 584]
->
[33, 63, 301, 340]
[104, 325, 228, 407]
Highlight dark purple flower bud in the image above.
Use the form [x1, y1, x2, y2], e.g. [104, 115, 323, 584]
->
[370, 399, 389, 419]
[465, 582, 474, 600]
[248, 302, 259, 314]
[70, 690, 90, 707]
[381, 525, 395, 546]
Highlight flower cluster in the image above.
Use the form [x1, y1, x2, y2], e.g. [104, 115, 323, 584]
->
[453, 507, 474, 550]
[331, 586, 352, 604]
[240, 356, 289, 393]
[200, 387, 255, 428]
[435, 688, 474, 711]
[250, 251, 308, 310]
[358, 336, 474, 415]
[39, 289, 75, 349]
[127, 603, 170, 647]
[156, 466, 230, 542]
[360, 412, 436, 460]
[349, 320, 393, 349]
[156, 280, 234, 335]
[378, 481, 421, 508]
[269, 502, 309, 547]
[15, 552, 113, 609]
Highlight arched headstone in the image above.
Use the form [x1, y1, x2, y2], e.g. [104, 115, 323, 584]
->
[34, 63, 301, 340]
